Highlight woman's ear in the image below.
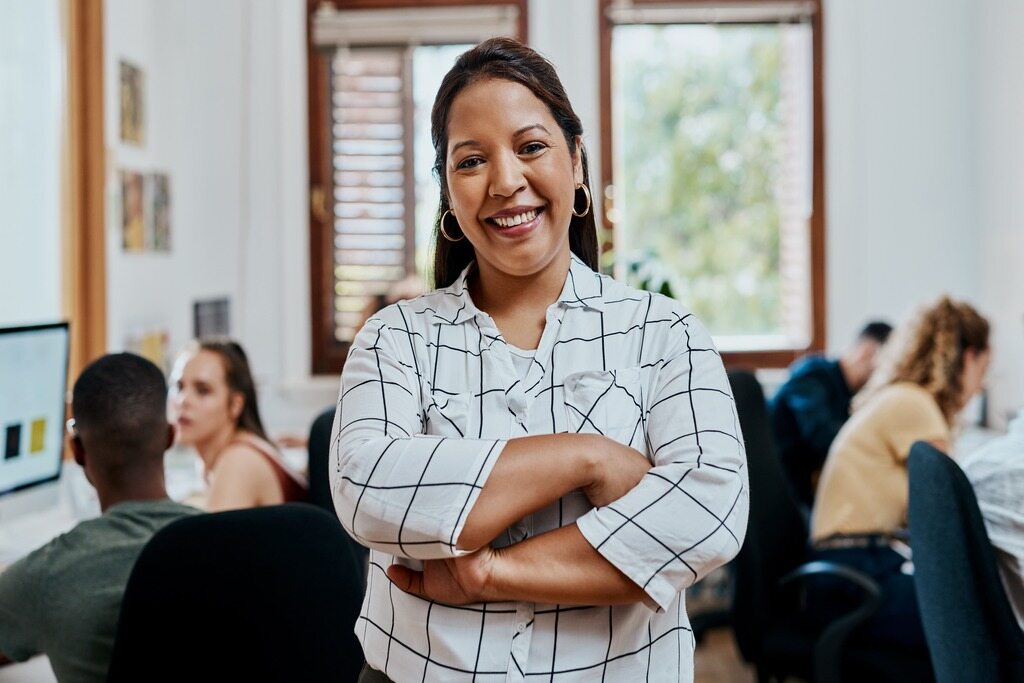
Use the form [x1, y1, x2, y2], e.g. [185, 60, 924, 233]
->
[229, 393, 244, 421]
[572, 136, 584, 185]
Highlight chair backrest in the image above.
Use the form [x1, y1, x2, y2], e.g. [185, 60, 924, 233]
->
[308, 406, 337, 513]
[308, 406, 371, 583]
[728, 369, 810, 662]
[107, 504, 365, 683]
[908, 441, 1024, 683]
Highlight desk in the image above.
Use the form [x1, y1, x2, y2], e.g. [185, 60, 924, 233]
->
[954, 425, 1004, 459]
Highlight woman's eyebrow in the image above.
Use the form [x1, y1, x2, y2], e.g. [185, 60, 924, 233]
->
[450, 124, 552, 155]
[513, 123, 550, 138]
[450, 139, 480, 155]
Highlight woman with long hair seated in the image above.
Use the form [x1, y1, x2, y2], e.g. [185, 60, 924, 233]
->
[811, 296, 991, 649]
[168, 339, 307, 511]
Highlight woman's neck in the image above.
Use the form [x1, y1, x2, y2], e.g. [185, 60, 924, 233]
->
[194, 424, 242, 471]
[470, 255, 569, 349]
[471, 252, 569, 319]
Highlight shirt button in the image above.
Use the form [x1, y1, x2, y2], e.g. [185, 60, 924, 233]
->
[516, 622, 526, 633]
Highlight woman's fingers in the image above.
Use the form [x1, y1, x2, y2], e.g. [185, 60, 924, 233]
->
[387, 564, 426, 597]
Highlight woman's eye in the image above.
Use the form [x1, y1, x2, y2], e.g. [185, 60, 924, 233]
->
[456, 156, 483, 170]
[521, 142, 546, 155]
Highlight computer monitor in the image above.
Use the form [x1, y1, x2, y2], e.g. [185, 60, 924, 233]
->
[0, 322, 69, 499]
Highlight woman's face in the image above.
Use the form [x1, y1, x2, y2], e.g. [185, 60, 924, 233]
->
[168, 349, 240, 446]
[960, 347, 992, 407]
[444, 77, 582, 282]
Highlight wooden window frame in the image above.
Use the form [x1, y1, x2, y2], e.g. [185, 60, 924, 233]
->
[598, 0, 826, 369]
[64, 0, 107, 381]
[307, 0, 528, 375]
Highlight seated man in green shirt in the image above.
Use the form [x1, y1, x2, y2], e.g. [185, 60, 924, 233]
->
[0, 353, 199, 682]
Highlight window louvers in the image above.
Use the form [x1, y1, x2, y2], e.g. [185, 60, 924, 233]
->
[330, 48, 412, 343]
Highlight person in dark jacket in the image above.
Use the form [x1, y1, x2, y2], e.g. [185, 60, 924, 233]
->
[771, 321, 892, 507]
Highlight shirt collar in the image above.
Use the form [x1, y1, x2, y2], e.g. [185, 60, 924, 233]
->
[435, 254, 606, 325]
[558, 254, 606, 311]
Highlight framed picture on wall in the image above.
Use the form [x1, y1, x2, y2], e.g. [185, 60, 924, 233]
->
[119, 60, 145, 145]
[147, 172, 171, 252]
[193, 298, 231, 339]
[120, 170, 145, 252]
[124, 328, 169, 374]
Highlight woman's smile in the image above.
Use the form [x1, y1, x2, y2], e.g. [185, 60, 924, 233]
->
[485, 205, 545, 238]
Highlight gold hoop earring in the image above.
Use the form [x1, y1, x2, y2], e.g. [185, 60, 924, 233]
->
[572, 184, 592, 218]
[440, 210, 465, 242]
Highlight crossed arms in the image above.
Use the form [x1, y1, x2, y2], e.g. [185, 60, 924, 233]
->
[331, 317, 748, 611]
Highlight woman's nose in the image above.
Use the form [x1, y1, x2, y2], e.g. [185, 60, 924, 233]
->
[488, 151, 527, 198]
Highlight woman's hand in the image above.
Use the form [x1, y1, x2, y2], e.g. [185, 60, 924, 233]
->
[581, 437, 651, 508]
[387, 546, 498, 605]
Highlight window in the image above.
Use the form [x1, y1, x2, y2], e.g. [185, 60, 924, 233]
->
[599, 0, 825, 367]
[307, 0, 526, 374]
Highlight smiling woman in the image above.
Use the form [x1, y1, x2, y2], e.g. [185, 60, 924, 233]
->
[330, 38, 748, 683]
[439, 78, 585, 349]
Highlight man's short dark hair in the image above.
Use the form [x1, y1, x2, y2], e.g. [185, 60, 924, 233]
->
[858, 321, 893, 345]
[71, 353, 168, 458]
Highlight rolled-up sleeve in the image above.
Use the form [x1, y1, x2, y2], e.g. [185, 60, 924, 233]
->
[575, 313, 749, 611]
[330, 319, 506, 560]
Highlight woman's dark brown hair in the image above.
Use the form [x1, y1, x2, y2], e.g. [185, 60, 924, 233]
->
[195, 338, 269, 441]
[430, 37, 599, 288]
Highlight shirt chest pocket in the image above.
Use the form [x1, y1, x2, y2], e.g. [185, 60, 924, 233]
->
[563, 367, 647, 449]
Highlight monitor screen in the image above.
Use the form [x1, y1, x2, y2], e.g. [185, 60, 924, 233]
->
[0, 322, 69, 497]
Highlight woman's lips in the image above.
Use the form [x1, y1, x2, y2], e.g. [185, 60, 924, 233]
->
[487, 208, 543, 238]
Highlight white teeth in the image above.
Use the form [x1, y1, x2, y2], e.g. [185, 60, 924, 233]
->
[494, 209, 537, 228]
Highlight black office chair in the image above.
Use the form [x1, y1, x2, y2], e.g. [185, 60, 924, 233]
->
[107, 504, 365, 683]
[729, 370, 931, 682]
[309, 406, 371, 583]
[308, 406, 338, 513]
[908, 441, 1024, 682]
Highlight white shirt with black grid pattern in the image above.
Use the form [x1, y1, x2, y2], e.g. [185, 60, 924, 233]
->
[330, 254, 749, 682]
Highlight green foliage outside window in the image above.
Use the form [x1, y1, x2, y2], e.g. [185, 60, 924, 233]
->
[615, 25, 785, 336]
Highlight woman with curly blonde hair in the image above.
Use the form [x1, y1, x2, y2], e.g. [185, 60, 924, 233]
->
[810, 296, 990, 650]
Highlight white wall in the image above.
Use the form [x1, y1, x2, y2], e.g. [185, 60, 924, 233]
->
[977, 0, 1024, 426]
[824, 0, 980, 349]
[823, 0, 1022, 425]
[0, 0, 64, 326]
[104, 0, 245, 372]
[239, 0, 329, 432]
